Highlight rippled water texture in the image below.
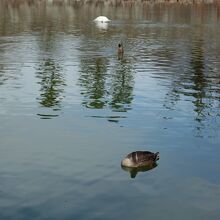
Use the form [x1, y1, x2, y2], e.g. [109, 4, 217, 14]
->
[0, 1, 220, 219]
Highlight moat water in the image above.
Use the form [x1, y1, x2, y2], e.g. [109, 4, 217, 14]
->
[0, 1, 220, 219]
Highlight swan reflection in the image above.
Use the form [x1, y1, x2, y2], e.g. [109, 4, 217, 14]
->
[95, 21, 109, 30]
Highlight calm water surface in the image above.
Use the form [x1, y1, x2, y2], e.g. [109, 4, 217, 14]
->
[0, 1, 220, 219]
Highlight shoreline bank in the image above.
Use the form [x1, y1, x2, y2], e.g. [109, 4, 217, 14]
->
[2, 0, 220, 4]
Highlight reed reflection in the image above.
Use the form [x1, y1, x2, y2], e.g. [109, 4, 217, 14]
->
[1, 0, 220, 36]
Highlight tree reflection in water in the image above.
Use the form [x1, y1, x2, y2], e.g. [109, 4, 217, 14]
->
[79, 57, 108, 109]
[79, 56, 134, 121]
[190, 38, 207, 123]
[35, 20, 66, 119]
[36, 58, 65, 119]
[163, 34, 216, 137]
[110, 59, 134, 112]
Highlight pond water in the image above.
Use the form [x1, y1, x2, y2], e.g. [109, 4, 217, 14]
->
[0, 1, 220, 219]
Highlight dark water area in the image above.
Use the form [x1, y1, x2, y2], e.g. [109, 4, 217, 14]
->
[0, 1, 220, 219]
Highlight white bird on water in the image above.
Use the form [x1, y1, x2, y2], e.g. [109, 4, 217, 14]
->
[93, 16, 111, 23]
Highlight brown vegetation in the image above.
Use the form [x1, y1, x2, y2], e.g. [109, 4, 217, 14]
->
[2, 0, 220, 6]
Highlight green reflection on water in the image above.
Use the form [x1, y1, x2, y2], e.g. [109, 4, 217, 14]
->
[79, 57, 108, 109]
[190, 38, 207, 122]
[79, 56, 134, 112]
[36, 58, 65, 109]
[110, 59, 134, 112]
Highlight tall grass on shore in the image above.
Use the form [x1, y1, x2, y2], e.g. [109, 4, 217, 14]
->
[2, 0, 220, 7]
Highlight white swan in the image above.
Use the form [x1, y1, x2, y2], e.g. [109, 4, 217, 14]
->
[93, 16, 111, 23]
